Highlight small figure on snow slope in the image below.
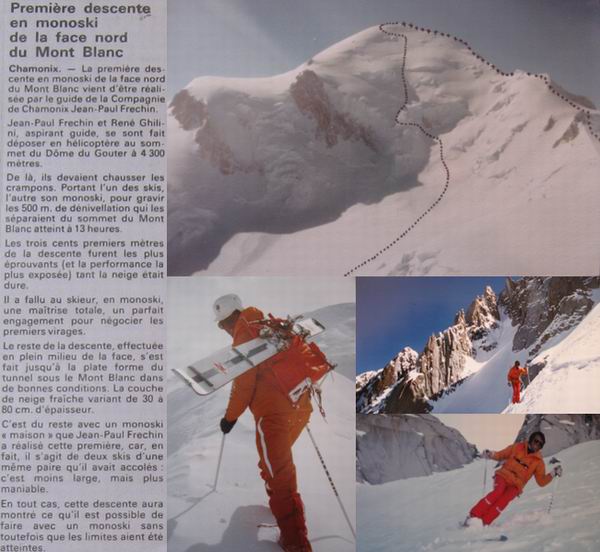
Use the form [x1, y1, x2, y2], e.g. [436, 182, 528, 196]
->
[215, 293, 329, 552]
[464, 431, 563, 527]
[507, 360, 528, 403]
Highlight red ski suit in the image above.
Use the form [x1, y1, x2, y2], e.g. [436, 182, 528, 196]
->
[507, 364, 527, 403]
[224, 307, 313, 551]
[470, 441, 553, 525]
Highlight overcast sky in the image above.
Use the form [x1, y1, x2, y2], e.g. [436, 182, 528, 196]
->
[356, 277, 508, 374]
[435, 414, 526, 450]
[169, 0, 600, 106]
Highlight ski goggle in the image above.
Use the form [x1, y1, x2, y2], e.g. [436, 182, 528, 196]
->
[530, 437, 544, 448]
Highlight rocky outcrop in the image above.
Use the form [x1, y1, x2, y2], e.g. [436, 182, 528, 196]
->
[357, 287, 502, 413]
[170, 89, 261, 175]
[356, 348, 421, 412]
[290, 70, 377, 150]
[420, 311, 473, 397]
[515, 414, 600, 457]
[466, 285, 500, 338]
[356, 414, 477, 483]
[499, 277, 596, 354]
[356, 277, 599, 413]
[381, 372, 430, 414]
[170, 89, 208, 130]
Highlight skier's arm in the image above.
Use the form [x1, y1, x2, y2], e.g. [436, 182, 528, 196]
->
[224, 308, 263, 422]
[491, 443, 514, 462]
[225, 367, 257, 421]
[533, 460, 553, 487]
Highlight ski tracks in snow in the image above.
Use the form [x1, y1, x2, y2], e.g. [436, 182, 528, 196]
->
[344, 21, 600, 277]
[344, 23, 451, 277]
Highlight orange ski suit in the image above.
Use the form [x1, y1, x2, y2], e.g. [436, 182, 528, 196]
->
[470, 441, 552, 525]
[224, 307, 313, 551]
[507, 364, 527, 403]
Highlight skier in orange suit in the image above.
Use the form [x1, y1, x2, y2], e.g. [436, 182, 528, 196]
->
[464, 431, 562, 526]
[507, 361, 528, 403]
[214, 294, 313, 552]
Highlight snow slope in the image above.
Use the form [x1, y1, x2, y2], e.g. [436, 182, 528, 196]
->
[505, 298, 600, 413]
[358, 440, 600, 552]
[430, 295, 600, 414]
[431, 314, 521, 413]
[167, 306, 356, 552]
[168, 23, 600, 276]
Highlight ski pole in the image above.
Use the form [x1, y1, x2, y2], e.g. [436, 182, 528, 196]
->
[306, 425, 356, 540]
[482, 458, 488, 494]
[213, 433, 226, 491]
[546, 473, 560, 514]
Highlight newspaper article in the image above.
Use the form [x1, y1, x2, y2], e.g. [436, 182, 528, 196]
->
[3, 1, 599, 552]
[1, 1, 167, 550]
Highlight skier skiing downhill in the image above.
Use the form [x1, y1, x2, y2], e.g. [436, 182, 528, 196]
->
[214, 293, 320, 552]
[507, 361, 528, 403]
[464, 431, 563, 527]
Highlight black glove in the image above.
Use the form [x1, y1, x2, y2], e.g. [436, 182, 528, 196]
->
[552, 465, 563, 478]
[220, 417, 237, 434]
[481, 449, 492, 460]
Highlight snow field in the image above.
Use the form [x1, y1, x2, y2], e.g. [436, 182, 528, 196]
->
[168, 373, 356, 552]
[432, 315, 520, 413]
[357, 440, 600, 552]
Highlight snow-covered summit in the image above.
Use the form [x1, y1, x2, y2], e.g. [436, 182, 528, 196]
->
[168, 23, 600, 276]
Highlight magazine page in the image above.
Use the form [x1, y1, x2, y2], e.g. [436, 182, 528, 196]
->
[1, 1, 167, 550]
[166, 1, 598, 552]
[3, 1, 599, 552]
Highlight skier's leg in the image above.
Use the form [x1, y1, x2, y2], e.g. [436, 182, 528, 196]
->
[255, 414, 312, 551]
[480, 484, 520, 525]
[289, 409, 311, 445]
[258, 409, 310, 494]
[512, 382, 519, 403]
[470, 475, 507, 519]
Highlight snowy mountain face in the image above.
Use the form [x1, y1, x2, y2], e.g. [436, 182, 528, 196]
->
[356, 414, 476, 484]
[167, 22, 600, 276]
[356, 277, 600, 413]
[499, 277, 595, 357]
[515, 414, 600, 457]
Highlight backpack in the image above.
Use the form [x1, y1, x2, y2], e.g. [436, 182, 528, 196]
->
[254, 315, 334, 404]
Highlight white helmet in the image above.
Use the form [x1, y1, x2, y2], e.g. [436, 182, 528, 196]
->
[213, 294, 243, 321]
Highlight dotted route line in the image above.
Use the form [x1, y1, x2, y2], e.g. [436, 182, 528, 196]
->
[343, 21, 600, 277]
